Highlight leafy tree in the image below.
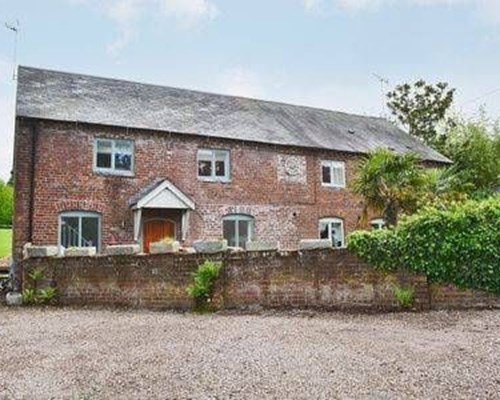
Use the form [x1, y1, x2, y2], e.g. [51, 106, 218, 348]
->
[419, 167, 470, 208]
[352, 148, 426, 226]
[387, 80, 455, 147]
[0, 179, 14, 226]
[439, 114, 500, 195]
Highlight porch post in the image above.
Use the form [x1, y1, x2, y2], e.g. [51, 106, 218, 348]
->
[181, 210, 190, 241]
[133, 208, 142, 242]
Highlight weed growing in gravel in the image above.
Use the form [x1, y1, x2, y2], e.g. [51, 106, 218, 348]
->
[187, 260, 222, 312]
[393, 286, 415, 309]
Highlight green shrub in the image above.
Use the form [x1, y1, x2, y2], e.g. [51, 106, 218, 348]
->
[23, 268, 58, 305]
[22, 288, 36, 304]
[37, 287, 57, 305]
[393, 286, 414, 308]
[187, 260, 222, 311]
[348, 197, 500, 294]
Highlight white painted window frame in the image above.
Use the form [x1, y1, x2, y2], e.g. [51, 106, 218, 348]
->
[222, 214, 254, 248]
[370, 218, 386, 230]
[318, 217, 345, 248]
[58, 211, 102, 251]
[197, 148, 230, 182]
[321, 160, 346, 188]
[93, 138, 134, 176]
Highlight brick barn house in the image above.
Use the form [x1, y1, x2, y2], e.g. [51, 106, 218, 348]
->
[12, 66, 449, 260]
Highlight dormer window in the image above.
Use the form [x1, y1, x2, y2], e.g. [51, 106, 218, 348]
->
[94, 138, 134, 174]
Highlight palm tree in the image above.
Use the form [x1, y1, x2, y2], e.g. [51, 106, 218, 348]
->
[352, 148, 425, 226]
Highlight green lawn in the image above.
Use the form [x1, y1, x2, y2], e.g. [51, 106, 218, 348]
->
[0, 229, 12, 258]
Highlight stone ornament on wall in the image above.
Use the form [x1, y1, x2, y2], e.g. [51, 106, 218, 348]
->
[277, 155, 307, 184]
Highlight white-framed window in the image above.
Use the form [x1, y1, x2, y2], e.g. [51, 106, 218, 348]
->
[321, 160, 346, 188]
[319, 217, 345, 248]
[94, 138, 134, 174]
[197, 149, 230, 182]
[370, 218, 386, 230]
[59, 211, 101, 251]
[223, 214, 254, 248]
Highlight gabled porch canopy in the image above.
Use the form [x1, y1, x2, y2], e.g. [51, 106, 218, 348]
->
[129, 179, 195, 242]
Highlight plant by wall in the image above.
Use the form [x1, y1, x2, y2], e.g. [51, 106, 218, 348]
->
[187, 260, 222, 312]
[393, 286, 415, 309]
[348, 197, 500, 294]
[22, 268, 57, 305]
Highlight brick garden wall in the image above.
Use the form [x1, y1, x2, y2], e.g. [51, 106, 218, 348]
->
[19, 249, 499, 311]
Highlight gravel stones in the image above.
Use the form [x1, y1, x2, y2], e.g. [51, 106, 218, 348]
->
[0, 308, 498, 399]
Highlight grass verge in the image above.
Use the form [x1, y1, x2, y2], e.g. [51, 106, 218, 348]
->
[0, 229, 12, 258]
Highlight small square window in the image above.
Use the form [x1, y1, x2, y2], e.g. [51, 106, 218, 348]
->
[94, 138, 134, 174]
[321, 160, 345, 187]
[197, 149, 230, 181]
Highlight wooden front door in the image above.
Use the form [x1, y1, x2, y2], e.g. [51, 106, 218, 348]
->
[143, 219, 175, 253]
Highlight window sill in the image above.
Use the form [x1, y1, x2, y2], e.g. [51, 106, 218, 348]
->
[321, 183, 346, 189]
[93, 169, 135, 178]
[198, 177, 231, 184]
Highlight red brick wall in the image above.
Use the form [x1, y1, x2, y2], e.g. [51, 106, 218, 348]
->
[13, 118, 375, 260]
[19, 250, 499, 311]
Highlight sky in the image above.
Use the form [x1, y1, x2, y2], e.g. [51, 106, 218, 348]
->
[1, 0, 500, 181]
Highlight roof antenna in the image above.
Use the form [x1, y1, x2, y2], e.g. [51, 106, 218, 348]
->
[4, 19, 20, 81]
[373, 73, 389, 118]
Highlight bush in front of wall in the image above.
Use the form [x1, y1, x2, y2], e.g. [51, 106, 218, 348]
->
[348, 197, 500, 294]
[187, 260, 222, 312]
[22, 268, 58, 306]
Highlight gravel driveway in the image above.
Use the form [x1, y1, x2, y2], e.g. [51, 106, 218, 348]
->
[0, 307, 499, 399]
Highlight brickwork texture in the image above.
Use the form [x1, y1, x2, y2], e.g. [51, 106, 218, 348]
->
[13, 118, 369, 263]
[20, 250, 499, 311]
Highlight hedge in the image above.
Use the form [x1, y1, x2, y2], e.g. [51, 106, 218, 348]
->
[348, 197, 500, 294]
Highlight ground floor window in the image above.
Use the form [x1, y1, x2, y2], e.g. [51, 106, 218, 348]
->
[319, 217, 345, 248]
[59, 211, 101, 250]
[370, 218, 386, 230]
[223, 214, 254, 248]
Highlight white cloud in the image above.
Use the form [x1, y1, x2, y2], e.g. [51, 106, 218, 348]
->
[217, 66, 265, 98]
[103, 0, 144, 57]
[67, 0, 218, 57]
[303, 0, 500, 20]
[303, 0, 319, 11]
[160, 0, 218, 29]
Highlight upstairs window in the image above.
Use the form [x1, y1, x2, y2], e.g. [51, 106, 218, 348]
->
[223, 214, 254, 248]
[198, 149, 230, 182]
[321, 160, 346, 188]
[94, 138, 134, 174]
[59, 211, 101, 251]
[370, 218, 386, 230]
[319, 217, 345, 248]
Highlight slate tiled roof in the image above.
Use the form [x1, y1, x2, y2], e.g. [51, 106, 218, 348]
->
[16, 66, 450, 163]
